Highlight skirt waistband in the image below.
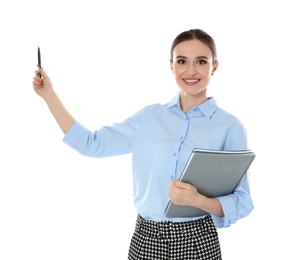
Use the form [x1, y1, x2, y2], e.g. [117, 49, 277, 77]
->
[135, 215, 216, 240]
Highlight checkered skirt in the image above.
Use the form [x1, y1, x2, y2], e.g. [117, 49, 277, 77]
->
[128, 215, 221, 260]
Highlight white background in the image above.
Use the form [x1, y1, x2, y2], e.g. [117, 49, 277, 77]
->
[0, 0, 292, 259]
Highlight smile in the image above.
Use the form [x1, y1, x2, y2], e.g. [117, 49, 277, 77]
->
[183, 79, 199, 85]
[184, 79, 199, 83]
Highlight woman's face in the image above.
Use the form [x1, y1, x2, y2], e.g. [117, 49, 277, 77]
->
[170, 39, 218, 102]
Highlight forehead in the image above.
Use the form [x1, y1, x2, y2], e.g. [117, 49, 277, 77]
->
[173, 39, 212, 58]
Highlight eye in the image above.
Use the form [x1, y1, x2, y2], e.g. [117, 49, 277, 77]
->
[196, 59, 207, 65]
[177, 59, 187, 65]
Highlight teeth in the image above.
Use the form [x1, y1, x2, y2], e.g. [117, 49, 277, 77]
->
[185, 80, 198, 82]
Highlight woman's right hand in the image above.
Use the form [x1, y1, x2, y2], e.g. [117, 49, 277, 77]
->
[32, 67, 76, 134]
[32, 67, 54, 100]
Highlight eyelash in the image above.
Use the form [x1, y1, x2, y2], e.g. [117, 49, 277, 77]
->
[177, 59, 207, 65]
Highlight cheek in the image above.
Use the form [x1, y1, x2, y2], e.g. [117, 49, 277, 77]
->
[172, 66, 184, 77]
[173, 70, 180, 77]
[200, 67, 213, 77]
[174, 72, 183, 83]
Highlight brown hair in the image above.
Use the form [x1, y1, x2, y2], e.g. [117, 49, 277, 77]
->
[170, 29, 217, 64]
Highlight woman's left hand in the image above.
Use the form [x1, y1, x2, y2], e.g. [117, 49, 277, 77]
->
[168, 180, 202, 208]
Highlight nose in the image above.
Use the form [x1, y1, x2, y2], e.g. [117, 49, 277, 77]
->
[186, 63, 197, 76]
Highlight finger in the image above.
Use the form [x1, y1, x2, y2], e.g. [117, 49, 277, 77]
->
[171, 180, 181, 187]
[172, 180, 188, 189]
[39, 67, 48, 79]
[33, 75, 42, 83]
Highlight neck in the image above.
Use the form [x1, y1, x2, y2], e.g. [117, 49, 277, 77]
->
[180, 94, 208, 114]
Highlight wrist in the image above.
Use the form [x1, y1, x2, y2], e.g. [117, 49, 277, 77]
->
[192, 193, 207, 208]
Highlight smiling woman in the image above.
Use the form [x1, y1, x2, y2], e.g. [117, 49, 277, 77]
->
[32, 28, 254, 260]
[0, 0, 291, 258]
[170, 33, 218, 112]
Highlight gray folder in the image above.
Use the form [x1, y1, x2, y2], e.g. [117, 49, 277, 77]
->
[164, 148, 256, 218]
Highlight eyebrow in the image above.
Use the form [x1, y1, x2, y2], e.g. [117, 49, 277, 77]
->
[175, 55, 209, 60]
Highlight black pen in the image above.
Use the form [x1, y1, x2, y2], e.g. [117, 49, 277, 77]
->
[38, 46, 42, 78]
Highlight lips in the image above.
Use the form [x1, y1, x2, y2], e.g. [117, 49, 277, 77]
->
[183, 78, 199, 85]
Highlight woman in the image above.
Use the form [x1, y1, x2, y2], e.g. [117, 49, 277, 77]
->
[33, 29, 254, 260]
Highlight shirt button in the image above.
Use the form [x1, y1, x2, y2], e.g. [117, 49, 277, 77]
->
[173, 153, 177, 157]
[179, 136, 183, 140]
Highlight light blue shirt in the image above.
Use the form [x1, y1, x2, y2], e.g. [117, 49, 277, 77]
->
[63, 92, 254, 228]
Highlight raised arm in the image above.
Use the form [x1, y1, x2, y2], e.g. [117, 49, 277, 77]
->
[32, 68, 76, 134]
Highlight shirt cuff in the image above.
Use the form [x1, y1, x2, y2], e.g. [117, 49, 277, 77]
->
[212, 195, 237, 228]
[63, 121, 88, 147]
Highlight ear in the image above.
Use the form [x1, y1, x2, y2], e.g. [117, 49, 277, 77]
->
[170, 61, 174, 73]
[211, 61, 218, 75]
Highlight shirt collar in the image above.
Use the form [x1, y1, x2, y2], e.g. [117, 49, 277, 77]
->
[167, 92, 181, 109]
[167, 92, 218, 119]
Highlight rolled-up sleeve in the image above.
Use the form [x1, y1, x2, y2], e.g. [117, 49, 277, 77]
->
[211, 171, 254, 228]
[63, 122, 88, 148]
